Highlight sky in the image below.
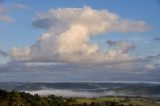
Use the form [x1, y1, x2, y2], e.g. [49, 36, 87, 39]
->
[0, 0, 160, 82]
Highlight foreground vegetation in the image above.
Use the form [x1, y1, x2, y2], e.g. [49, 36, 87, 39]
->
[0, 90, 160, 106]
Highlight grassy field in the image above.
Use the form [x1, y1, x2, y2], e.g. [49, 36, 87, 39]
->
[76, 96, 160, 106]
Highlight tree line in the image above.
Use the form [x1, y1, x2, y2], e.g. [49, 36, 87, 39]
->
[0, 89, 148, 106]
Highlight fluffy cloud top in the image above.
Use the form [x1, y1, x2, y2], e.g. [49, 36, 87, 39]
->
[11, 7, 148, 64]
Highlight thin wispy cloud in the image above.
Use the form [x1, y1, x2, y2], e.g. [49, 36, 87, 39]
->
[0, 2, 29, 23]
[14, 3, 30, 10]
[0, 4, 14, 23]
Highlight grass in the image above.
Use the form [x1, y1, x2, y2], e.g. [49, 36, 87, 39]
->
[76, 96, 160, 106]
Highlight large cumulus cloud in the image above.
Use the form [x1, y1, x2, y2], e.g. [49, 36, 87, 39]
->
[11, 7, 148, 65]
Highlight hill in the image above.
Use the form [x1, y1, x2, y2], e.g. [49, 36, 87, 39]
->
[0, 89, 160, 106]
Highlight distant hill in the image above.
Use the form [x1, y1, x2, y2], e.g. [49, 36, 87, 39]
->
[0, 82, 160, 97]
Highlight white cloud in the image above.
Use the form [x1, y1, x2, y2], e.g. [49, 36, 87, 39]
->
[11, 7, 148, 65]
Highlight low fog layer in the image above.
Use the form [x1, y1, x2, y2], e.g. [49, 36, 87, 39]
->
[25, 89, 126, 97]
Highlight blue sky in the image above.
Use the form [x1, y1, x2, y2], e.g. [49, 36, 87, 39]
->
[0, 0, 160, 82]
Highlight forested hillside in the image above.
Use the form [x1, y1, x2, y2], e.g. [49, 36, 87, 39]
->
[0, 89, 160, 106]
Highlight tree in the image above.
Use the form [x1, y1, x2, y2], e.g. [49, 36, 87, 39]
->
[8, 90, 23, 106]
